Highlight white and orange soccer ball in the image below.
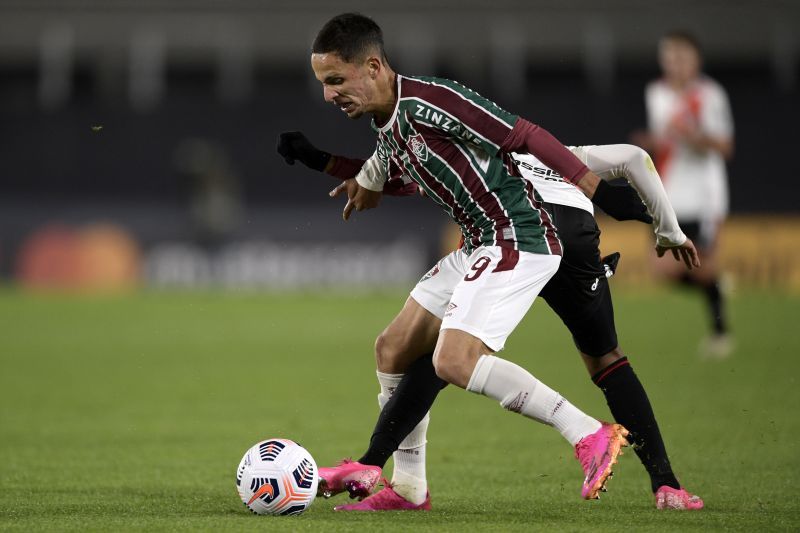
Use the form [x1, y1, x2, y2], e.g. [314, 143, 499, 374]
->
[235, 438, 319, 515]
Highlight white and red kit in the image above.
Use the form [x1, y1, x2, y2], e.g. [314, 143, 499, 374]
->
[646, 76, 733, 225]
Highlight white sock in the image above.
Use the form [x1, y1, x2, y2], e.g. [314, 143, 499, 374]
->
[376, 371, 403, 407]
[376, 371, 429, 505]
[392, 449, 428, 505]
[466, 355, 601, 446]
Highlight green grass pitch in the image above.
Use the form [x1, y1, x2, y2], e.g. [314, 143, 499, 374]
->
[1, 288, 799, 531]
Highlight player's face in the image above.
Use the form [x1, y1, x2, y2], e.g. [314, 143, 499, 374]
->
[659, 39, 700, 86]
[311, 52, 378, 120]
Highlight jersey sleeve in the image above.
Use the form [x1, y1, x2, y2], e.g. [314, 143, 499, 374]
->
[354, 149, 389, 192]
[402, 77, 518, 155]
[329, 154, 418, 196]
[501, 119, 589, 185]
[573, 144, 687, 247]
[326, 156, 366, 181]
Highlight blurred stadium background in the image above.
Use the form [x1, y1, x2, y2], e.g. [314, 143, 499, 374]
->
[1, 0, 798, 291]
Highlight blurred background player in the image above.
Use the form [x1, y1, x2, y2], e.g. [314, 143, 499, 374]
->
[632, 31, 735, 359]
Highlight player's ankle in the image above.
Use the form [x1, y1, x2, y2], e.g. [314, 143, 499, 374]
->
[651, 476, 681, 493]
[391, 471, 428, 505]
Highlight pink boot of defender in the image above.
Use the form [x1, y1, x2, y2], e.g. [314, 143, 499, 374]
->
[317, 459, 382, 499]
[334, 483, 431, 511]
[574, 422, 629, 499]
[655, 486, 704, 510]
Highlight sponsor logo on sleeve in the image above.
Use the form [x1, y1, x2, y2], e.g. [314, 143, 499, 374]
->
[419, 263, 441, 283]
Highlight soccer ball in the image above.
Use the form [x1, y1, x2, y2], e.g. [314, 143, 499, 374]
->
[235, 438, 319, 516]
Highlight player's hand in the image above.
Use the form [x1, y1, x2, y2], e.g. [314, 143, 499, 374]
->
[656, 238, 701, 270]
[591, 180, 653, 224]
[276, 131, 331, 172]
[669, 120, 698, 140]
[329, 179, 383, 220]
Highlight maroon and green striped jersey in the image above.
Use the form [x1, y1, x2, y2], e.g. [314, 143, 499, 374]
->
[370, 75, 561, 256]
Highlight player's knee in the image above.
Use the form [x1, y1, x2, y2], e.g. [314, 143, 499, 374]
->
[431, 348, 459, 383]
[583, 345, 626, 377]
[608, 346, 625, 359]
[374, 330, 407, 373]
[432, 358, 454, 383]
[593, 345, 624, 361]
[373, 331, 392, 370]
[431, 349, 447, 379]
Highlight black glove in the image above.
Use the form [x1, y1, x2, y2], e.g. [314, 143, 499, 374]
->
[276, 131, 331, 172]
[591, 179, 653, 224]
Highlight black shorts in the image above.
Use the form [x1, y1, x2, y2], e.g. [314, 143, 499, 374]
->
[539, 203, 618, 357]
[679, 219, 719, 251]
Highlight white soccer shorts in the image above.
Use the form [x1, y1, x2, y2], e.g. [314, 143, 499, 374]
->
[410, 246, 561, 352]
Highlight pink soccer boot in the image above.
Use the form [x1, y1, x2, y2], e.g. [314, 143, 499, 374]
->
[334, 483, 431, 511]
[317, 459, 382, 499]
[574, 422, 629, 499]
[655, 485, 704, 510]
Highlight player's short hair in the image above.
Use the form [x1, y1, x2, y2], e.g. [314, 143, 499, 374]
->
[661, 30, 702, 56]
[312, 13, 388, 64]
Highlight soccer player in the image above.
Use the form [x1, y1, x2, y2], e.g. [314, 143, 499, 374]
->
[634, 31, 735, 358]
[279, 134, 704, 511]
[299, 11, 641, 503]
[281, 11, 702, 508]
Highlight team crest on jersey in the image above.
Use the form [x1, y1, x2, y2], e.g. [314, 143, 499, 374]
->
[408, 134, 428, 162]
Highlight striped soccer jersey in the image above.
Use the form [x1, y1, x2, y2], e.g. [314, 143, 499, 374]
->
[369, 75, 561, 256]
[646, 76, 733, 221]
